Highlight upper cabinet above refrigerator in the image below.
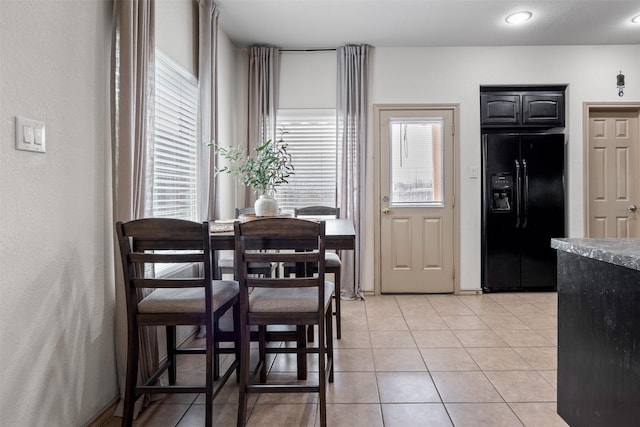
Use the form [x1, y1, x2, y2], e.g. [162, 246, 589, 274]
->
[480, 86, 566, 129]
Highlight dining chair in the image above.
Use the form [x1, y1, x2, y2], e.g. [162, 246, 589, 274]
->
[116, 218, 239, 427]
[234, 217, 334, 427]
[285, 206, 342, 339]
[217, 207, 274, 279]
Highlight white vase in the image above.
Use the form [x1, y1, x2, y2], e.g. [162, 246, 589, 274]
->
[254, 194, 279, 216]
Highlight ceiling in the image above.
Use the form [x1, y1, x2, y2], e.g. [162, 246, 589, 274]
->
[214, 0, 640, 49]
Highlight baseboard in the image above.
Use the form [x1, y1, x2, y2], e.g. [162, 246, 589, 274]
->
[85, 327, 200, 426]
[85, 398, 119, 427]
[456, 289, 483, 295]
[362, 289, 483, 296]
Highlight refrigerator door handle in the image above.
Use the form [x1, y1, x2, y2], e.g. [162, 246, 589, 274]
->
[522, 159, 529, 228]
[515, 159, 521, 228]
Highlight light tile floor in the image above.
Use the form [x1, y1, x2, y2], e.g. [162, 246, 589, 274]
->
[102, 293, 568, 427]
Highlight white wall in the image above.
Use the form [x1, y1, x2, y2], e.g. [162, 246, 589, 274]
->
[0, 1, 115, 425]
[0, 0, 208, 424]
[279, 45, 640, 292]
[156, 0, 198, 75]
[280, 51, 336, 108]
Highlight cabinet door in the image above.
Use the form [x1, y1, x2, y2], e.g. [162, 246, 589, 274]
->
[481, 94, 520, 126]
[522, 93, 564, 127]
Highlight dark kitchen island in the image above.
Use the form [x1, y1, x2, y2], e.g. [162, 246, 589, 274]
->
[551, 238, 640, 427]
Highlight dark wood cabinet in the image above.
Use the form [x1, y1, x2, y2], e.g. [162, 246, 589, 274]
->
[481, 87, 565, 128]
[480, 94, 520, 126]
[522, 93, 564, 126]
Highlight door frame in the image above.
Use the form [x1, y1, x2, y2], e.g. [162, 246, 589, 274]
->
[373, 104, 460, 295]
[583, 102, 640, 237]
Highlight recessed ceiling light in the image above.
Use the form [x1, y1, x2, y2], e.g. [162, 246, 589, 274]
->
[632, 14, 640, 24]
[505, 11, 533, 25]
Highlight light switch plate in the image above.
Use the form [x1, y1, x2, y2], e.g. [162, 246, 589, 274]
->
[15, 116, 46, 153]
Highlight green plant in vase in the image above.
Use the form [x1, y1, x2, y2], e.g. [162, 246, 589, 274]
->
[212, 128, 294, 216]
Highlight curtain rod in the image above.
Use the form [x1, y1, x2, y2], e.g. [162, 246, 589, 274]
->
[280, 48, 336, 52]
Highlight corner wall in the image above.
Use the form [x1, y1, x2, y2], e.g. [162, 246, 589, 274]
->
[0, 1, 115, 425]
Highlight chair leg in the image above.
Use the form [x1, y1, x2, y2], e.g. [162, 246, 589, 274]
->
[205, 319, 214, 427]
[296, 325, 307, 381]
[233, 303, 241, 381]
[259, 326, 267, 383]
[166, 326, 177, 384]
[122, 327, 139, 427]
[237, 323, 251, 427]
[318, 311, 328, 427]
[333, 268, 341, 339]
[213, 318, 220, 380]
[326, 306, 334, 383]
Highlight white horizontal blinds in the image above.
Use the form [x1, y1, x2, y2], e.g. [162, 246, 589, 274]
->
[153, 51, 199, 220]
[389, 118, 444, 207]
[275, 109, 337, 211]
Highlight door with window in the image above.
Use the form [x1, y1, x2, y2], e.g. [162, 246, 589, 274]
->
[377, 106, 456, 293]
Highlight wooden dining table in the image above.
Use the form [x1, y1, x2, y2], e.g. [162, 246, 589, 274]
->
[210, 217, 356, 278]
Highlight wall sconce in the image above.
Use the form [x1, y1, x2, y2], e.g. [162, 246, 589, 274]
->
[617, 71, 625, 97]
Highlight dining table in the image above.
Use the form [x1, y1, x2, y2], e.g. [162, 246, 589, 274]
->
[210, 217, 356, 278]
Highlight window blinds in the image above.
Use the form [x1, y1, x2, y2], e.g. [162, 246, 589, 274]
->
[275, 109, 337, 211]
[153, 51, 199, 220]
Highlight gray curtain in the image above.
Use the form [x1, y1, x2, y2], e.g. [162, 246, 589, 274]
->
[337, 45, 369, 300]
[110, 0, 157, 417]
[246, 46, 280, 206]
[198, 0, 220, 221]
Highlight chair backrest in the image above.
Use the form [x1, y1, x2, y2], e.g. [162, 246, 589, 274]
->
[116, 218, 212, 315]
[234, 217, 326, 314]
[294, 206, 340, 219]
[235, 207, 255, 218]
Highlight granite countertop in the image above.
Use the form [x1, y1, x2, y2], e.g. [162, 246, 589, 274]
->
[551, 238, 640, 271]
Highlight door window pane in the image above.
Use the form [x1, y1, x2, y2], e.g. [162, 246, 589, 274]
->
[389, 117, 444, 207]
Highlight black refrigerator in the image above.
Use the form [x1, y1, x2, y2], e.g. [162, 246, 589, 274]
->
[481, 133, 565, 291]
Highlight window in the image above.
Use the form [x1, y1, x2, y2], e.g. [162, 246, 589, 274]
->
[152, 51, 199, 220]
[274, 109, 337, 211]
[389, 117, 444, 207]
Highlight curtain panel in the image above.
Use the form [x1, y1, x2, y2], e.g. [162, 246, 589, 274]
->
[337, 44, 369, 300]
[110, 0, 157, 417]
[246, 46, 280, 206]
[198, 0, 220, 221]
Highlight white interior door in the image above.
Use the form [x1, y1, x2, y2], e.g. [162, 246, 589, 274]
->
[377, 107, 455, 293]
[587, 108, 640, 237]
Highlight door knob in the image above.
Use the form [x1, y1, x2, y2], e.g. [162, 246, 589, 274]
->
[628, 204, 638, 212]
[382, 208, 390, 214]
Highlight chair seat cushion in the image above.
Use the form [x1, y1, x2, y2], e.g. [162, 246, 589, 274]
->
[324, 252, 341, 267]
[138, 280, 238, 313]
[249, 282, 334, 313]
[283, 252, 341, 269]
